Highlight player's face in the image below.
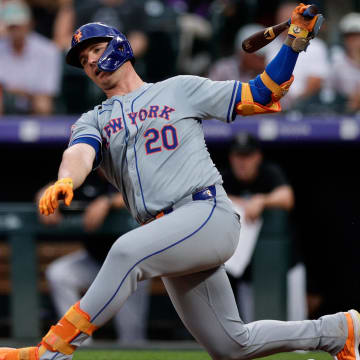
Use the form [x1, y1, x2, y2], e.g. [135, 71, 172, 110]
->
[79, 42, 119, 90]
[229, 151, 262, 182]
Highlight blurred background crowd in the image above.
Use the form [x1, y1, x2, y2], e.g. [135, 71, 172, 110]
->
[2, 0, 360, 345]
[0, 0, 360, 116]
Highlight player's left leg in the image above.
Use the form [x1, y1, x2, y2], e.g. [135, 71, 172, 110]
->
[163, 265, 354, 360]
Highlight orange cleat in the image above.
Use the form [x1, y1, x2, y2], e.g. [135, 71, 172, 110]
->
[335, 310, 360, 360]
[0, 302, 97, 360]
[0, 347, 40, 360]
[0, 348, 15, 360]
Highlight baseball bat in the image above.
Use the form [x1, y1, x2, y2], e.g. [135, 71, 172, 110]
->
[241, 4, 318, 53]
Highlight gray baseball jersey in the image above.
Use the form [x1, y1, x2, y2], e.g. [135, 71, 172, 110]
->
[51, 75, 349, 360]
[37, 16, 352, 360]
[69, 75, 240, 223]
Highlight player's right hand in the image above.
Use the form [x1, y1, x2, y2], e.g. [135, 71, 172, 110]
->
[38, 178, 74, 216]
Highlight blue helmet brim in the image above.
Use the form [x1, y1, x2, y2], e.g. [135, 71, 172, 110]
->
[65, 36, 112, 68]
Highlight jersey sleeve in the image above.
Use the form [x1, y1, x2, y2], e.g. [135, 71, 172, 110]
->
[179, 75, 240, 123]
[68, 110, 103, 168]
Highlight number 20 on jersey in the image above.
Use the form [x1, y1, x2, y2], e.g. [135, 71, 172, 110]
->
[144, 125, 178, 154]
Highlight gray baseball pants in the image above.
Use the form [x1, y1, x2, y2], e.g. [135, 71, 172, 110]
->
[45, 249, 150, 343]
[42, 185, 348, 360]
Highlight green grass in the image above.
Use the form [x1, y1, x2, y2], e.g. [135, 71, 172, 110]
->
[74, 349, 332, 360]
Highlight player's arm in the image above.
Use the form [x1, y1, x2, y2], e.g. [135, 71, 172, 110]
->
[181, 4, 321, 122]
[58, 143, 95, 189]
[235, 3, 321, 117]
[38, 108, 103, 216]
[39, 142, 98, 216]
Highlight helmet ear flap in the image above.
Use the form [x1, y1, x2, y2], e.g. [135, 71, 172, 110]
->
[97, 36, 134, 72]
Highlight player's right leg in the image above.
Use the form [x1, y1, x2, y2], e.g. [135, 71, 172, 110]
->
[0, 185, 240, 360]
[163, 266, 357, 360]
[45, 248, 150, 344]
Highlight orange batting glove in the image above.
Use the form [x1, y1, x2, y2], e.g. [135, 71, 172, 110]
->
[286, 3, 324, 53]
[38, 178, 74, 216]
[290, 3, 318, 36]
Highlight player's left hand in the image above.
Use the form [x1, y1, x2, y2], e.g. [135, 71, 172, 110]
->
[243, 195, 265, 223]
[38, 178, 74, 216]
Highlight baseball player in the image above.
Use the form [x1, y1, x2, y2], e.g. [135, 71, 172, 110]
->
[0, 4, 358, 360]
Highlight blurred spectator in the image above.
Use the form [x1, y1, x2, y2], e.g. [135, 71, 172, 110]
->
[222, 133, 305, 322]
[264, 1, 330, 112]
[53, 0, 149, 58]
[223, 133, 294, 229]
[326, 13, 360, 114]
[208, 0, 248, 59]
[166, 0, 214, 18]
[176, 12, 212, 75]
[0, 0, 61, 115]
[37, 170, 150, 344]
[0, 1, 7, 37]
[208, 0, 281, 59]
[26, 0, 59, 39]
[140, 0, 178, 81]
[164, 0, 214, 76]
[208, 23, 266, 82]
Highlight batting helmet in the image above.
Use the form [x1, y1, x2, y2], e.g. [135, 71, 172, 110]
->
[65, 22, 134, 72]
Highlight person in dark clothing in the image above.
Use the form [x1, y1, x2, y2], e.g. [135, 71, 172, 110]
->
[223, 133, 299, 322]
[223, 133, 294, 223]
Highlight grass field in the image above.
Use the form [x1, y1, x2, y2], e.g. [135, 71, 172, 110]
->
[74, 350, 333, 360]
